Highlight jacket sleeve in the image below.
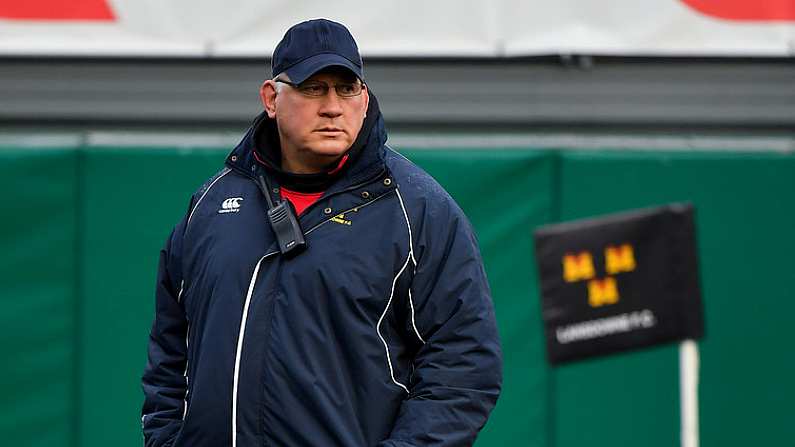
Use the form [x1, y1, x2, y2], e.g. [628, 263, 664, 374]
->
[141, 209, 190, 447]
[380, 196, 503, 446]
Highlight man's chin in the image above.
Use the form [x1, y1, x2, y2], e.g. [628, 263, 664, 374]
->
[306, 143, 352, 158]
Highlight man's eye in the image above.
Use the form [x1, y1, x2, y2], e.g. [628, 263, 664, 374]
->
[338, 84, 356, 95]
[301, 84, 326, 95]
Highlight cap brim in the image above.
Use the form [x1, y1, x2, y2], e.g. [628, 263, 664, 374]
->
[284, 53, 363, 84]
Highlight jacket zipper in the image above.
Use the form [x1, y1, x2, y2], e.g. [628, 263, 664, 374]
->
[230, 168, 388, 445]
[231, 250, 279, 447]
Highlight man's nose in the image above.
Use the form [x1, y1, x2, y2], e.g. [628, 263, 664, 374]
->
[318, 89, 344, 117]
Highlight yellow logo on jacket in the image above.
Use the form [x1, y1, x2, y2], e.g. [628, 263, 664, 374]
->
[330, 213, 352, 226]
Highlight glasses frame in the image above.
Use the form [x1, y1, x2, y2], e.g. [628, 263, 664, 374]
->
[274, 79, 364, 98]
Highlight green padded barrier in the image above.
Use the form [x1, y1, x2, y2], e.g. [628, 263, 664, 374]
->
[77, 147, 226, 446]
[403, 149, 555, 447]
[6, 143, 795, 447]
[554, 151, 795, 447]
[0, 147, 78, 447]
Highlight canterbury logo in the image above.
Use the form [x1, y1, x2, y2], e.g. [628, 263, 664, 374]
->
[218, 197, 243, 214]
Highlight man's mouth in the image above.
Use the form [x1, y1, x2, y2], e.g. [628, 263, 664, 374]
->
[316, 127, 344, 133]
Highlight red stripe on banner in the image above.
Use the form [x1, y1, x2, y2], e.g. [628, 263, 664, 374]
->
[0, 0, 116, 20]
[680, 0, 795, 21]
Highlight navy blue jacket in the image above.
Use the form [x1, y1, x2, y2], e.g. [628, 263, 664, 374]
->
[142, 96, 502, 447]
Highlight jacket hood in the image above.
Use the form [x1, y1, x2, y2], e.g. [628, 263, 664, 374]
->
[225, 91, 387, 192]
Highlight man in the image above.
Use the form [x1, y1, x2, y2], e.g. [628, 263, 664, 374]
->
[142, 19, 502, 447]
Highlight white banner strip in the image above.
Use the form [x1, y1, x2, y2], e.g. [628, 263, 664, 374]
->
[1, 0, 793, 57]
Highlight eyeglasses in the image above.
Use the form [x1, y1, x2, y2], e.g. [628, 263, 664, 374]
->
[275, 79, 364, 98]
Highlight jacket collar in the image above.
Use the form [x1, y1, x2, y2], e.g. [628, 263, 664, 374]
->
[225, 92, 388, 193]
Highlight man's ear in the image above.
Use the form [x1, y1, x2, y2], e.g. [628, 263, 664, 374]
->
[362, 84, 370, 119]
[260, 81, 278, 118]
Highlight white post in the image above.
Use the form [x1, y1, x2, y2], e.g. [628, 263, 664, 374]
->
[679, 339, 700, 447]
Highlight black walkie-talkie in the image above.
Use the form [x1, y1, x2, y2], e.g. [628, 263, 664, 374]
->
[257, 175, 306, 256]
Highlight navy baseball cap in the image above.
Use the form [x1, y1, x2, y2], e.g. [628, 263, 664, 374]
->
[272, 19, 364, 84]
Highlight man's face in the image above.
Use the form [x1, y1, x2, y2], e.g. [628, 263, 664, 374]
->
[262, 68, 369, 173]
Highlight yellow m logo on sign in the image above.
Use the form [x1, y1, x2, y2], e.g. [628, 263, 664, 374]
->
[588, 277, 619, 307]
[563, 252, 595, 283]
[605, 244, 636, 275]
[560, 243, 635, 307]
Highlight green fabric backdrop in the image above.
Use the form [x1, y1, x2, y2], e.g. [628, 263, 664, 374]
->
[0, 148, 78, 447]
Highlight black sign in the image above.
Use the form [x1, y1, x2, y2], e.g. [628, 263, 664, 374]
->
[534, 203, 704, 365]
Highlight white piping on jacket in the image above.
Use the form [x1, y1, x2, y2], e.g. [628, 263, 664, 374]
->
[377, 253, 412, 394]
[186, 167, 231, 229]
[231, 252, 277, 447]
[228, 183, 424, 435]
[395, 188, 416, 267]
[177, 279, 185, 303]
[174, 169, 228, 427]
[178, 167, 230, 419]
[182, 324, 190, 419]
[407, 289, 424, 344]
[396, 188, 425, 345]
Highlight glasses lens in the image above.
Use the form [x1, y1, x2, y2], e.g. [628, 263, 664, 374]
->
[294, 81, 363, 97]
[297, 82, 327, 97]
[335, 83, 363, 97]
